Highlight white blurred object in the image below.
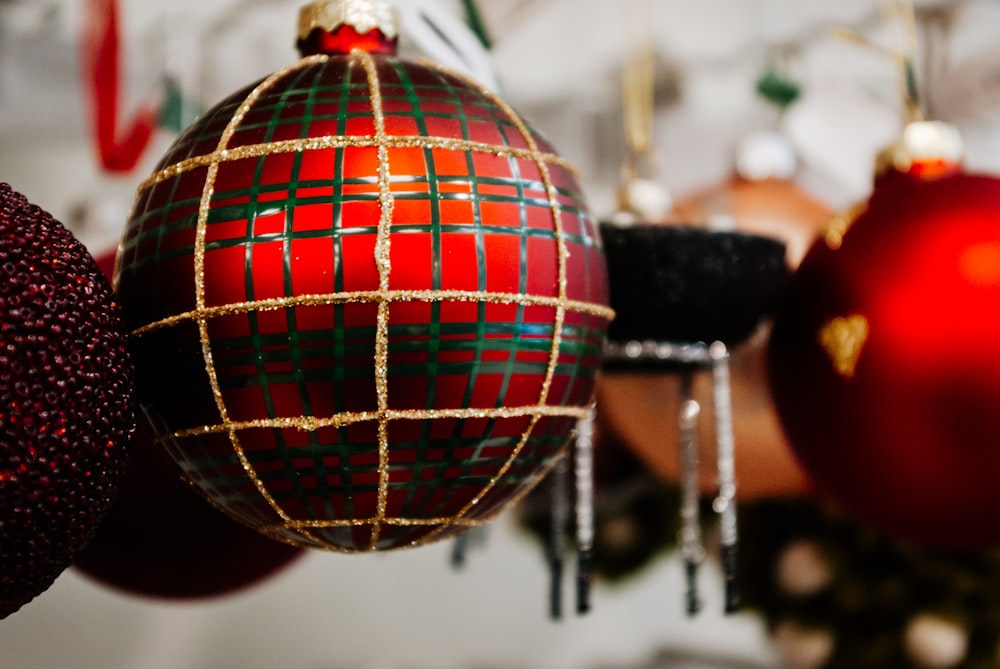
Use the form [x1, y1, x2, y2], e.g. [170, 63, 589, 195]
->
[774, 540, 833, 598]
[783, 82, 901, 206]
[903, 613, 969, 669]
[71, 188, 132, 253]
[734, 130, 797, 181]
[395, 0, 503, 93]
[197, 0, 501, 108]
[616, 177, 673, 223]
[772, 621, 835, 669]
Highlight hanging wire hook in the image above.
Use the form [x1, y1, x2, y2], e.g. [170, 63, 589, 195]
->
[880, 0, 922, 122]
[831, 0, 923, 122]
[614, 0, 672, 222]
[622, 0, 655, 159]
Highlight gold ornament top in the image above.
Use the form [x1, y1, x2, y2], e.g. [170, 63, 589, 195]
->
[875, 120, 964, 178]
[298, 0, 398, 43]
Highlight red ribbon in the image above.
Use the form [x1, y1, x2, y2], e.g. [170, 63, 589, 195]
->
[82, 0, 159, 173]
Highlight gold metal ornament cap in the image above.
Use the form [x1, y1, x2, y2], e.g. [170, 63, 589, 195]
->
[875, 120, 964, 178]
[298, 0, 399, 44]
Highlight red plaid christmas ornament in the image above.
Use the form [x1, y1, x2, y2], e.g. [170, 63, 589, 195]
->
[114, 0, 612, 552]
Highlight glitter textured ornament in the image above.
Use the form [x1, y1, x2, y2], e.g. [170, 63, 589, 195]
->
[768, 169, 1000, 549]
[115, 1, 611, 552]
[600, 223, 787, 348]
[0, 183, 133, 618]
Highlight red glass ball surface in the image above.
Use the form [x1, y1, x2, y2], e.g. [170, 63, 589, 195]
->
[768, 173, 1000, 549]
[115, 52, 610, 552]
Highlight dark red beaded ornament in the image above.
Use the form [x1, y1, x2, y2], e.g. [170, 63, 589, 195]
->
[0, 183, 134, 618]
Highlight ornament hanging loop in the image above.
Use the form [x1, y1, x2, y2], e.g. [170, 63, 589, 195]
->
[622, 34, 655, 158]
[880, 0, 922, 123]
[831, 0, 923, 123]
[614, 0, 672, 223]
[835, 0, 966, 178]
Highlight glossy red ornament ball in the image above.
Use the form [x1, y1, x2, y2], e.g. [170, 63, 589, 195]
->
[0, 183, 133, 618]
[73, 253, 305, 600]
[768, 172, 1000, 549]
[114, 23, 611, 552]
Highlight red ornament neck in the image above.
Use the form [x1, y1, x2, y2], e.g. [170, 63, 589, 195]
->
[298, 24, 397, 56]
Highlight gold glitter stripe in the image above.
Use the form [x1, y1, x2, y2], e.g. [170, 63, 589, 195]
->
[192, 56, 330, 544]
[259, 513, 496, 554]
[280, 515, 485, 530]
[164, 404, 591, 441]
[130, 289, 613, 337]
[137, 134, 576, 194]
[358, 49, 395, 551]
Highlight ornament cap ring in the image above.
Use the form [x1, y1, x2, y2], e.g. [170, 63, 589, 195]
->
[875, 120, 964, 179]
[297, 0, 399, 54]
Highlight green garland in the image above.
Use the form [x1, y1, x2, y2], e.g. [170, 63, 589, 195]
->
[459, 0, 493, 50]
[755, 67, 801, 111]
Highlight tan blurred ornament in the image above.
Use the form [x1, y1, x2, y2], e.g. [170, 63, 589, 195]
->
[675, 131, 833, 267]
